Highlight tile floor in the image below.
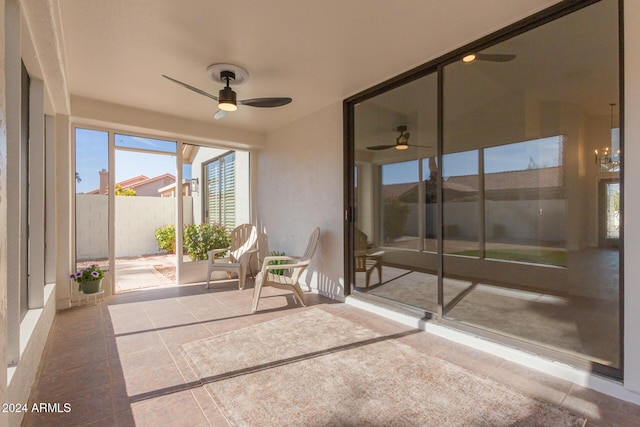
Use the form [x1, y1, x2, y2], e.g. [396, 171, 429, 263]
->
[23, 278, 640, 426]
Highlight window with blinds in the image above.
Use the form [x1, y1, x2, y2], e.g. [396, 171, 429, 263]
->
[204, 152, 236, 230]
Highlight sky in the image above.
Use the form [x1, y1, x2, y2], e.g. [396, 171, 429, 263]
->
[75, 129, 191, 194]
[382, 136, 563, 185]
[76, 128, 563, 192]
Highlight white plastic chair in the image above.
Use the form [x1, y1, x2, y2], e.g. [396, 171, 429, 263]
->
[251, 227, 320, 313]
[206, 224, 258, 290]
[354, 228, 384, 288]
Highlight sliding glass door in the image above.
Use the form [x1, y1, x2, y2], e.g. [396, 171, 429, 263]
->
[347, 0, 622, 377]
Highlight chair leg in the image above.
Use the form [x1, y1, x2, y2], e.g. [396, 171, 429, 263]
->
[205, 266, 212, 289]
[238, 265, 246, 290]
[291, 283, 306, 306]
[251, 276, 264, 313]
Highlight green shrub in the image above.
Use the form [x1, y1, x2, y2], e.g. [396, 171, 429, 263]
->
[183, 223, 230, 261]
[267, 251, 286, 275]
[154, 224, 176, 253]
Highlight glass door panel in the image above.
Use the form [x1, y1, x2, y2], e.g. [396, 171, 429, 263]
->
[352, 72, 438, 313]
[113, 136, 177, 292]
[75, 128, 110, 282]
[442, 0, 620, 368]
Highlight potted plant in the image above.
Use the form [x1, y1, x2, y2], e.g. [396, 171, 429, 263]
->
[70, 264, 106, 294]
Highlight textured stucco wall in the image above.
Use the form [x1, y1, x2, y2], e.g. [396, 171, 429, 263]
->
[258, 102, 344, 299]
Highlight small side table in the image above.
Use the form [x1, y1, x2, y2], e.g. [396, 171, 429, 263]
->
[77, 289, 105, 306]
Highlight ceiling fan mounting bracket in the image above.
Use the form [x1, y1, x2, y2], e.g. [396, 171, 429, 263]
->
[207, 63, 249, 85]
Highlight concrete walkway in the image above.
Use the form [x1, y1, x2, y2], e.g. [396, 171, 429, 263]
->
[114, 254, 176, 292]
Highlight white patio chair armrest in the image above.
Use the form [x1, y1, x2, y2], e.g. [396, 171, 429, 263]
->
[237, 248, 258, 263]
[258, 256, 305, 276]
[208, 247, 231, 259]
[261, 255, 301, 264]
[367, 251, 385, 258]
[267, 261, 308, 270]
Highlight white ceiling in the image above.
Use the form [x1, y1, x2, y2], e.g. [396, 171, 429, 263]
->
[55, 0, 563, 134]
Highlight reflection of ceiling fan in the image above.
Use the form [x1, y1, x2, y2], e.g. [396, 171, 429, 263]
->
[462, 53, 516, 63]
[366, 126, 431, 151]
[162, 63, 292, 120]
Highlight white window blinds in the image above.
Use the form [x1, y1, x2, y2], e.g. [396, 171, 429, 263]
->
[205, 152, 236, 230]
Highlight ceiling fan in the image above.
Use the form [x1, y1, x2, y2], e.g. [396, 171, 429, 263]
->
[366, 126, 431, 151]
[462, 53, 516, 63]
[162, 63, 292, 120]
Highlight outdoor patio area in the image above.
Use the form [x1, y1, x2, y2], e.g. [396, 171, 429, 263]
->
[24, 278, 640, 426]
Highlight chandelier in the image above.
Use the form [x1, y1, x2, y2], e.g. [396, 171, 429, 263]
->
[595, 103, 620, 172]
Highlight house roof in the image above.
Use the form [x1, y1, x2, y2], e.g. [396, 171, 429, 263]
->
[382, 166, 563, 200]
[121, 173, 176, 190]
[86, 173, 176, 194]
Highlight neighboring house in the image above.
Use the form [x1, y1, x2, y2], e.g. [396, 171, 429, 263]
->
[85, 169, 178, 197]
[158, 180, 191, 197]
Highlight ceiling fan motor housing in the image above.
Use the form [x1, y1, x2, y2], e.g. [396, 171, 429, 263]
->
[220, 70, 236, 84]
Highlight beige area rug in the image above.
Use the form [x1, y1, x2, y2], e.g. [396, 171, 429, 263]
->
[181, 308, 586, 427]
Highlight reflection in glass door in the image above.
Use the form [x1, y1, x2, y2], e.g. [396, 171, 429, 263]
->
[352, 72, 439, 313]
[348, 0, 621, 376]
[599, 180, 620, 246]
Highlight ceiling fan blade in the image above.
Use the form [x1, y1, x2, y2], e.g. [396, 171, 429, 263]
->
[239, 97, 292, 108]
[407, 144, 432, 148]
[475, 53, 516, 62]
[366, 145, 396, 151]
[162, 75, 218, 101]
[213, 109, 228, 120]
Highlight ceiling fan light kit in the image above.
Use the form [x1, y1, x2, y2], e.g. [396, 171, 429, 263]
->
[463, 53, 477, 63]
[395, 125, 410, 150]
[365, 125, 432, 151]
[461, 52, 516, 63]
[163, 63, 291, 120]
[217, 70, 238, 111]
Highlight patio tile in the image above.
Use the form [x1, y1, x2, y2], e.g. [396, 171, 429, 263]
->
[107, 315, 156, 336]
[35, 359, 111, 402]
[433, 341, 505, 378]
[41, 340, 108, 375]
[488, 359, 574, 405]
[190, 386, 228, 425]
[172, 348, 201, 383]
[27, 384, 114, 427]
[107, 330, 165, 358]
[24, 282, 640, 426]
[157, 323, 213, 348]
[110, 346, 175, 379]
[561, 384, 640, 426]
[112, 362, 187, 401]
[115, 389, 208, 427]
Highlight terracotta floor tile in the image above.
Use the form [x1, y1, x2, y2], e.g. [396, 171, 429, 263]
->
[117, 389, 208, 427]
[107, 329, 165, 358]
[157, 323, 213, 348]
[111, 346, 175, 379]
[41, 340, 109, 375]
[561, 385, 640, 426]
[34, 359, 111, 402]
[27, 384, 113, 427]
[433, 341, 506, 378]
[24, 283, 640, 426]
[488, 359, 574, 405]
[113, 362, 189, 401]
